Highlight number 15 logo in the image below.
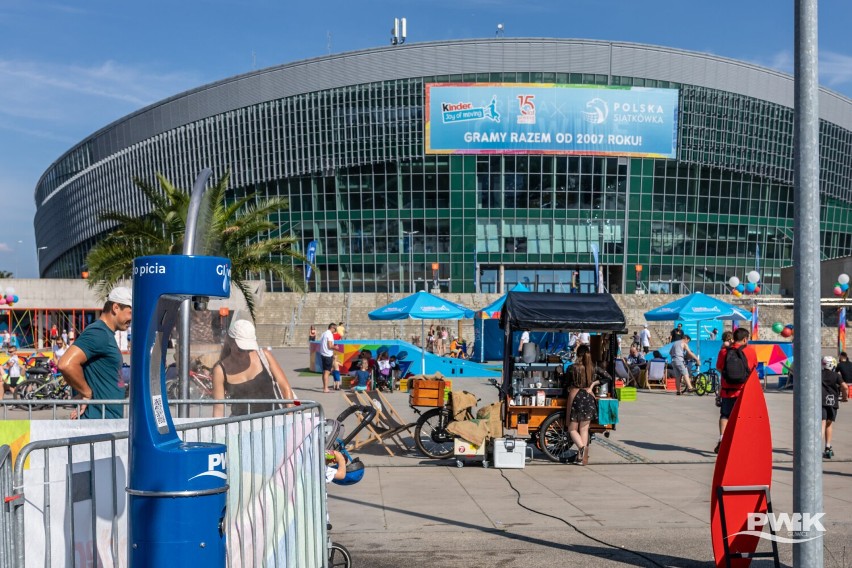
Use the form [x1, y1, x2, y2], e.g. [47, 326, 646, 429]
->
[517, 95, 535, 115]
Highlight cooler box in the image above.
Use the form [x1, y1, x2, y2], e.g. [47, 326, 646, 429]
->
[493, 438, 531, 469]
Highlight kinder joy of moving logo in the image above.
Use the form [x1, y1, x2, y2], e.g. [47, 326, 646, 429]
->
[189, 452, 228, 481]
[441, 96, 501, 123]
[730, 512, 826, 544]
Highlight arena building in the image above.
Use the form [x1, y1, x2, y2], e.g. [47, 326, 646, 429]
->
[34, 38, 852, 294]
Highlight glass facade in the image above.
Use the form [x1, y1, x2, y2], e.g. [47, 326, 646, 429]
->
[35, 48, 852, 294]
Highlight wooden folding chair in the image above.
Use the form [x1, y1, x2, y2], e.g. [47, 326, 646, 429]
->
[339, 392, 392, 456]
[354, 390, 416, 455]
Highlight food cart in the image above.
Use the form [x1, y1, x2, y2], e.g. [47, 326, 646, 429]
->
[498, 291, 627, 463]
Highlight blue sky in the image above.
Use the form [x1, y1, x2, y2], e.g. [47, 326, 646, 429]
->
[2, 0, 851, 278]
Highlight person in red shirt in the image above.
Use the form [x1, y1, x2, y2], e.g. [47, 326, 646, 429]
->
[714, 328, 758, 453]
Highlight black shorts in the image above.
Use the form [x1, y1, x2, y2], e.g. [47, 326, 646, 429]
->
[720, 397, 738, 419]
[6, 374, 22, 387]
[321, 355, 335, 372]
[823, 406, 838, 422]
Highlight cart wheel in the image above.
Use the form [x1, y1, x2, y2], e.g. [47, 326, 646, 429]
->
[414, 407, 454, 459]
[538, 411, 575, 463]
[456, 459, 464, 468]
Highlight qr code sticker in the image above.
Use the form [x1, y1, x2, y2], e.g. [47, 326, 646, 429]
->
[152, 395, 167, 428]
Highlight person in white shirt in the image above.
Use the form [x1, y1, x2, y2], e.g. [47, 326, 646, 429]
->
[638, 324, 652, 354]
[319, 323, 337, 393]
[577, 332, 591, 346]
[518, 330, 530, 357]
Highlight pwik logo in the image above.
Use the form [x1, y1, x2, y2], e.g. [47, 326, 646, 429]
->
[729, 512, 826, 544]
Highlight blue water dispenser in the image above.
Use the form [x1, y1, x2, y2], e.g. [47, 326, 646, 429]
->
[126, 254, 231, 566]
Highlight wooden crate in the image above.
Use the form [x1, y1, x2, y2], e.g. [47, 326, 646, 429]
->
[409, 378, 446, 407]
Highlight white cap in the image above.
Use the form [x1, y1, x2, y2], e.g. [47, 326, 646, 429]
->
[108, 286, 133, 307]
[643, 324, 648, 328]
[228, 319, 259, 351]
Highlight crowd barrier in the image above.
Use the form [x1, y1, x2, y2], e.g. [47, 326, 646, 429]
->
[0, 398, 294, 420]
[0, 445, 13, 568]
[4, 401, 327, 567]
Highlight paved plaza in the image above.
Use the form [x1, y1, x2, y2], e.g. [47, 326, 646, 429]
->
[277, 347, 852, 567]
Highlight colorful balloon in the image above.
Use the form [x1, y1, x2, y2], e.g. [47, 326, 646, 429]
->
[754, 286, 761, 294]
[5, 287, 15, 295]
[836, 287, 845, 297]
[12, 295, 18, 303]
[736, 284, 745, 293]
[780, 328, 793, 338]
[4, 295, 12, 304]
[747, 271, 761, 284]
[728, 276, 741, 288]
[842, 283, 849, 293]
[772, 322, 784, 334]
[839, 274, 850, 285]
[745, 282, 756, 293]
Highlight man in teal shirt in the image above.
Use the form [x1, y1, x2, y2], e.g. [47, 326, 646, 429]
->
[58, 286, 132, 419]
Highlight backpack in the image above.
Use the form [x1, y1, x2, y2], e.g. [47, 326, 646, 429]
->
[723, 346, 751, 384]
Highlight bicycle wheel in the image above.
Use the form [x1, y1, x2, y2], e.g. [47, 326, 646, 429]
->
[413, 407, 454, 459]
[14, 379, 48, 411]
[328, 542, 352, 568]
[694, 374, 709, 396]
[538, 411, 574, 463]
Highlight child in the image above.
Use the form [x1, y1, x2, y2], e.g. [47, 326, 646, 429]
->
[376, 352, 391, 392]
[325, 450, 347, 482]
[332, 357, 342, 390]
[351, 359, 371, 391]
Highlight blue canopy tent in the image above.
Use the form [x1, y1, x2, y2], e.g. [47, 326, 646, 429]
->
[368, 291, 474, 374]
[473, 284, 571, 362]
[644, 292, 751, 359]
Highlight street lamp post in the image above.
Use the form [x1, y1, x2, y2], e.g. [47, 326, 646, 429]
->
[404, 230, 419, 293]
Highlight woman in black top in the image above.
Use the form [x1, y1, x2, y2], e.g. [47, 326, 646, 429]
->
[566, 344, 612, 465]
[213, 319, 296, 416]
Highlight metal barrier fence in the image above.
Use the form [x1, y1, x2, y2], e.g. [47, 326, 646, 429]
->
[0, 399, 298, 421]
[0, 445, 13, 568]
[8, 401, 327, 567]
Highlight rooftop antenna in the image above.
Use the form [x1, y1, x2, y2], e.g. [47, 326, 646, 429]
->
[391, 17, 407, 45]
[251, 50, 256, 70]
[327, 31, 332, 54]
[496, 23, 505, 37]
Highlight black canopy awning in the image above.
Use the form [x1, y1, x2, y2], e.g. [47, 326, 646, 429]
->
[499, 292, 626, 333]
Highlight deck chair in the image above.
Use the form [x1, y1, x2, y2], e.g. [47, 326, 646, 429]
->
[645, 359, 668, 390]
[614, 358, 634, 387]
[339, 392, 390, 455]
[353, 390, 417, 456]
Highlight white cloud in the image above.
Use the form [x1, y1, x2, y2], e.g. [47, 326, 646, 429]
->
[753, 49, 852, 94]
[0, 59, 200, 135]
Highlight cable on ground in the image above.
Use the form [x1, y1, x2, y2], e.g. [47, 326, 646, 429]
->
[499, 469, 668, 568]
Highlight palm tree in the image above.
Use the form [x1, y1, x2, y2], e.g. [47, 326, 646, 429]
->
[85, 171, 309, 319]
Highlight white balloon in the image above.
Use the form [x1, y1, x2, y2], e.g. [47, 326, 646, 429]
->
[839, 274, 851, 285]
[728, 276, 740, 288]
[5, 287, 15, 295]
[746, 271, 760, 284]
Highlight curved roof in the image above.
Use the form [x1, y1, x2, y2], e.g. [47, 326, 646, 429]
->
[37, 38, 852, 188]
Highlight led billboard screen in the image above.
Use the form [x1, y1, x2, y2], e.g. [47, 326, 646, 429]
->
[425, 83, 679, 158]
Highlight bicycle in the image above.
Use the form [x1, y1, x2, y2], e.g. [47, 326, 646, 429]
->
[14, 373, 72, 410]
[165, 367, 214, 400]
[692, 358, 720, 397]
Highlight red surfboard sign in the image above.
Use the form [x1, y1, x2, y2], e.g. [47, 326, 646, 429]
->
[710, 373, 773, 567]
